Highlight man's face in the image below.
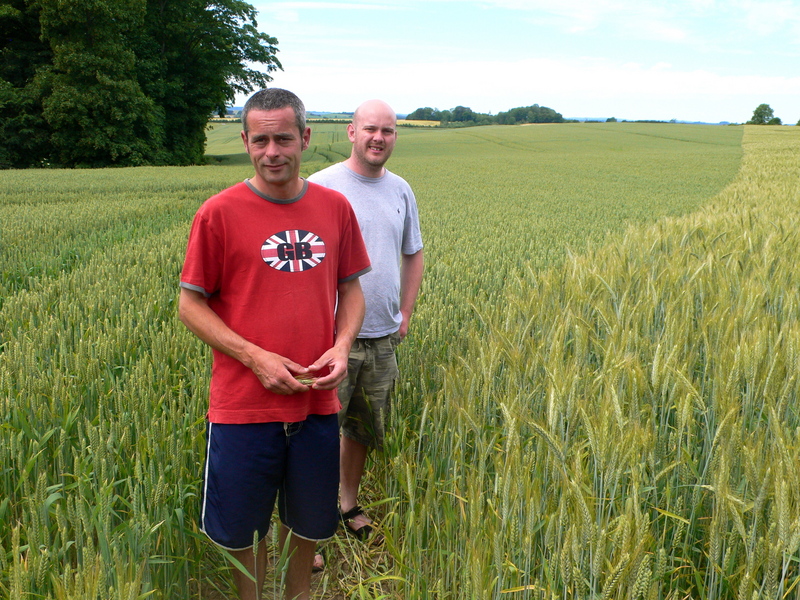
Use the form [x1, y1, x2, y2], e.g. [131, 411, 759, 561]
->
[348, 104, 397, 172]
[241, 107, 310, 198]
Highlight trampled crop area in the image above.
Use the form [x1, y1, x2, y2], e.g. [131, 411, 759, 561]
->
[3, 123, 799, 599]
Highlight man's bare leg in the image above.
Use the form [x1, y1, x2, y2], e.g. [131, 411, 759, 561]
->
[279, 524, 316, 600]
[231, 538, 268, 600]
[339, 435, 372, 532]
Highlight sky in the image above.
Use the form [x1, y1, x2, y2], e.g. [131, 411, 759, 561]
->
[240, 0, 800, 124]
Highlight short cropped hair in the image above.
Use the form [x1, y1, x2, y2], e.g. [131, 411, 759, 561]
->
[242, 88, 306, 135]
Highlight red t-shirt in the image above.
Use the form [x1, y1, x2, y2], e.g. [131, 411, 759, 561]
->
[181, 180, 371, 423]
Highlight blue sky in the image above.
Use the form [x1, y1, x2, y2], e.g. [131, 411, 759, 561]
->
[242, 0, 800, 124]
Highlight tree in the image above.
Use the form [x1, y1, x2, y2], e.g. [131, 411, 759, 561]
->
[0, 0, 53, 168]
[406, 107, 438, 120]
[134, 0, 281, 164]
[0, 0, 280, 168]
[495, 104, 563, 125]
[747, 103, 779, 125]
[36, 0, 162, 167]
[450, 105, 476, 122]
[407, 102, 566, 127]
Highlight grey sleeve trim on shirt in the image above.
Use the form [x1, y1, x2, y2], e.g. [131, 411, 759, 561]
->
[339, 265, 372, 283]
[179, 281, 211, 298]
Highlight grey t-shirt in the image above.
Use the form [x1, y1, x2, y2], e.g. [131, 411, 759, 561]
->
[308, 163, 423, 337]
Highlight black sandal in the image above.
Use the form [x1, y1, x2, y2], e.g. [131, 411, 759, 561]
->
[339, 505, 373, 540]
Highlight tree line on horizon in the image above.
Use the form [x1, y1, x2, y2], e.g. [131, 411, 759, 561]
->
[407, 103, 799, 127]
[406, 104, 565, 125]
[0, 0, 280, 169]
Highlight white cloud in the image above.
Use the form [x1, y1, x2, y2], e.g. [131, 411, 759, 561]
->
[479, 0, 693, 45]
[243, 0, 800, 123]
[254, 1, 399, 23]
[461, 0, 800, 45]
[256, 55, 800, 122]
[734, 0, 800, 35]
[260, 1, 397, 9]
[268, 9, 300, 22]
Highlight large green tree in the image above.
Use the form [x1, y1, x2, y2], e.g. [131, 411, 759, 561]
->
[0, 0, 280, 168]
[134, 0, 280, 165]
[36, 0, 162, 167]
[0, 0, 52, 167]
[747, 103, 782, 125]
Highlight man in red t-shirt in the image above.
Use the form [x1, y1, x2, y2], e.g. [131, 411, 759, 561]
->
[179, 88, 370, 600]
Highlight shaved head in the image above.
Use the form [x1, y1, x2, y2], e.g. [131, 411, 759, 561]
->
[353, 100, 397, 128]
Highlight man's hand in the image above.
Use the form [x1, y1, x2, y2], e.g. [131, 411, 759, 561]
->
[399, 313, 411, 340]
[305, 345, 350, 390]
[180, 287, 314, 395]
[305, 277, 365, 389]
[248, 347, 314, 395]
[399, 249, 424, 341]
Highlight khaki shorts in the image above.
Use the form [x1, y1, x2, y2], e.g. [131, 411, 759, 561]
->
[338, 332, 400, 449]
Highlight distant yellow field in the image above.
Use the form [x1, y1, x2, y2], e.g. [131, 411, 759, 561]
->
[398, 119, 439, 127]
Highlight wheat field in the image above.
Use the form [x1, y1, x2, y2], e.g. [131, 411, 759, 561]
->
[2, 122, 798, 599]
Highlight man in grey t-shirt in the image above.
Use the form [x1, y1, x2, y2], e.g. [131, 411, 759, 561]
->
[308, 100, 424, 540]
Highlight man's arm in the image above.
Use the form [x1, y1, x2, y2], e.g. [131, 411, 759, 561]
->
[399, 249, 424, 339]
[308, 277, 365, 389]
[178, 287, 311, 394]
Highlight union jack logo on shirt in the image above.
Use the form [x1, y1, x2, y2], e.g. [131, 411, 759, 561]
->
[261, 230, 327, 272]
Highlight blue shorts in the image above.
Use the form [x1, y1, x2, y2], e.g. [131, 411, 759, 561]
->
[200, 414, 339, 550]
